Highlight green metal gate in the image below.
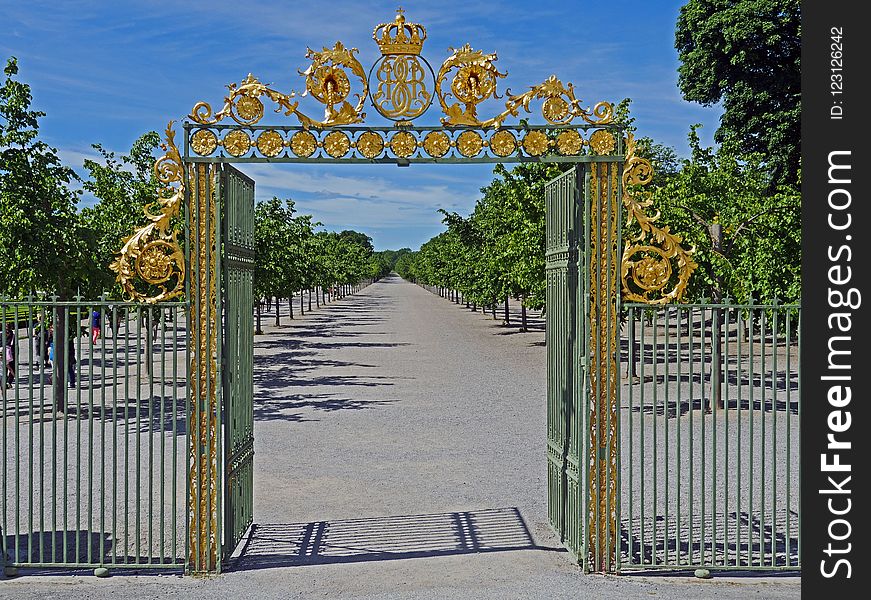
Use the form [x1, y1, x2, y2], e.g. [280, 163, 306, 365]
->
[544, 167, 583, 561]
[219, 165, 255, 562]
[184, 162, 254, 574]
[546, 161, 622, 573]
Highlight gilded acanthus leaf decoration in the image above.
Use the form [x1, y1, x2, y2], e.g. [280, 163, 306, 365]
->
[434, 43, 613, 128]
[435, 44, 507, 126]
[110, 121, 185, 303]
[482, 75, 614, 128]
[189, 41, 368, 130]
[620, 132, 698, 304]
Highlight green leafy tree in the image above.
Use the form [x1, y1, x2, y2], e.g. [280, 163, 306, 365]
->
[652, 127, 800, 304]
[0, 57, 91, 298]
[0, 56, 92, 410]
[80, 131, 161, 295]
[675, 0, 801, 186]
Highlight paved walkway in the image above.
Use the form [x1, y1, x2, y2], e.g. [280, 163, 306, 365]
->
[4, 276, 799, 598]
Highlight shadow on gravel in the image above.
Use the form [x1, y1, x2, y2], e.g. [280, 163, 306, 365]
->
[227, 507, 563, 571]
[253, 392, 393, 422]
[621, 509, 800, 571]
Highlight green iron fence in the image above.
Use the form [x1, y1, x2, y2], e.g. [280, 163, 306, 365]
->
[1, 298, 188, 571]
[620, 302, 800, 570]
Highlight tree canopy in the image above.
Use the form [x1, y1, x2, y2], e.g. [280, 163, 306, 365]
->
[675, 0, 801, 186]
[0, 57, 92, 298]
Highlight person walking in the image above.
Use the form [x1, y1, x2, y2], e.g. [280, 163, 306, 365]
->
[3, 323, 16, 389]
[91, 309, 101, 344]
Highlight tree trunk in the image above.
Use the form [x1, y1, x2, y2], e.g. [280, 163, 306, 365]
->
[255, 300, 263, 335]
[504, 298, 510, 324]
[316, 287, 320, 308]
[288, 296, 294, 319]
[275, 297, 281, 326]
[308, 289, 312, 311]
[520, 298, 527, 332]
[300, 291, 304, 315]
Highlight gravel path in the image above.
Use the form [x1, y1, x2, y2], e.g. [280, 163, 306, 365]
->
[3, 276, 799, 598]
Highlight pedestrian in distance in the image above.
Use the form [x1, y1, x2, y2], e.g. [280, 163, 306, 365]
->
[91, 309, 101, 344]
[4, 323, 16, 389]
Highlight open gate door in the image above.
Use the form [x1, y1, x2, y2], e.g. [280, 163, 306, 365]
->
[544, 166, 584, 561]
[219, 164, 255, 560]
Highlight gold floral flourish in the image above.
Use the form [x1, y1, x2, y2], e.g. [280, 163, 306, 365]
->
[189, 41, 368, 129]
[620, 132, 697, 303]
[435, 44, 614, 129]
[481, 75, 614, 128]
[435, 44, 507, 126]
[110, 121, 185, 303]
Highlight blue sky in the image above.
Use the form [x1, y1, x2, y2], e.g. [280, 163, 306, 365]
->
[2, 0, 721, 251]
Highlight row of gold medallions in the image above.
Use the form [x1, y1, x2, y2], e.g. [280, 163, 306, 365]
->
[189, 128, 619, 160]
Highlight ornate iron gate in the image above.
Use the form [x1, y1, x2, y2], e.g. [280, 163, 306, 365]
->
[544, 167, 582, 560]
[545, 162, 622, 572]
[106, 8, 801, 578]
[219, 165, 255, 562]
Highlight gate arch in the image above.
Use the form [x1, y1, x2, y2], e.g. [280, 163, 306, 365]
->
[113, 9, 694, 574]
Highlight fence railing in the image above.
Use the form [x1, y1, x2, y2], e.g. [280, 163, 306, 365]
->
[619, 302, 800, 571]
[1, 299, 188, 571]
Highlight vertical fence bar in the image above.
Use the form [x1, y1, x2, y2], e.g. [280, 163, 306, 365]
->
[100, 301, 107, 565]
[627, 307, 634, 565]
[771, 303, 779, 566]
[737, 307, 743, 566]
[748, 306, 755, 566]
[723, 302, 731, 566]
[639, 309, 646, 565]
[759, 309, 766, 566]
[664, 308, 670, 565]
[651, 309, 658, 564]
[1, 309, 7, 566]
[676, 307, 682, 565]
[785, 307, 792, 566]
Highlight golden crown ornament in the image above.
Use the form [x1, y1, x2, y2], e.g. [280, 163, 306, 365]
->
[373, 7, 427, 55]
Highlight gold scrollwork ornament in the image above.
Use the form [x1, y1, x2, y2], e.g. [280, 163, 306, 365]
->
[620, 133, 698, 303]
[111, 122, 185, 303]
[190, 41, 368, 129]
[436, 44, 507, 126]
